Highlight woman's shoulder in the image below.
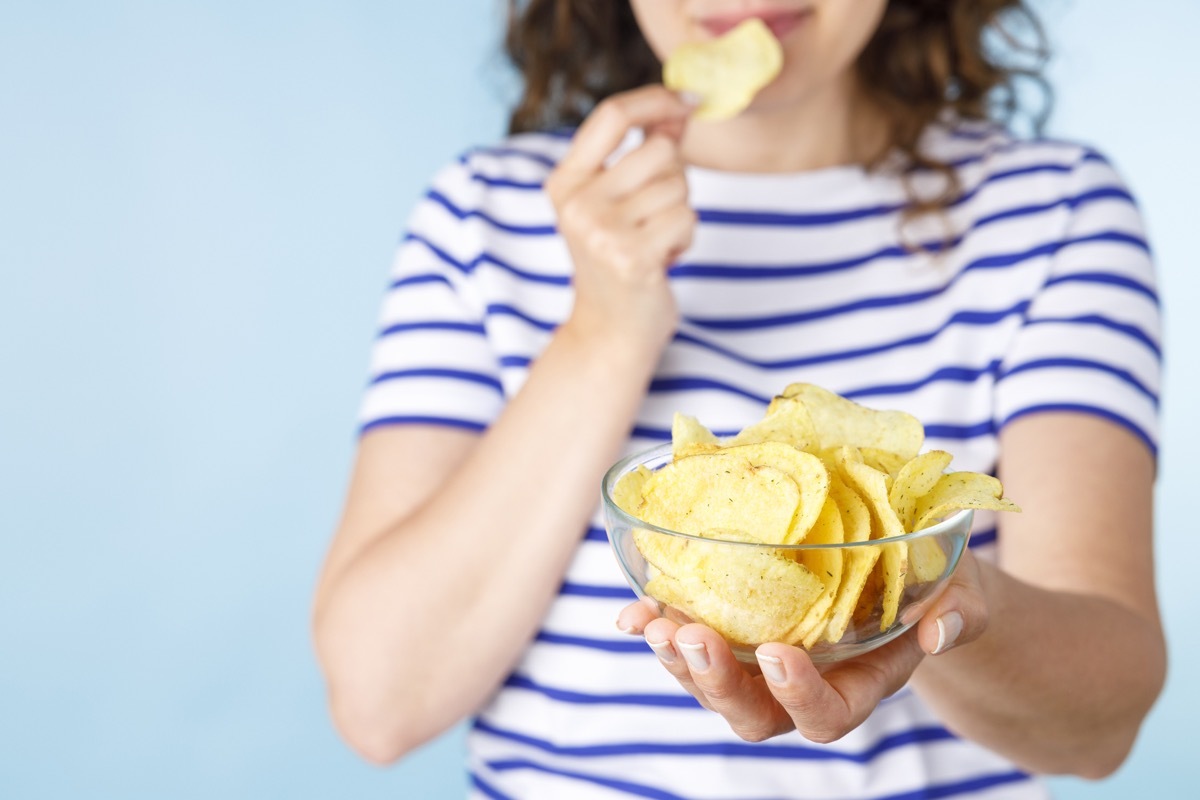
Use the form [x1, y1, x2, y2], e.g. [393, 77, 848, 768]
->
[409, 131, 571, 244]
[915, 118, 1142, 245]
[445, 129, 575, 191]
[925, 117, 1122, 186]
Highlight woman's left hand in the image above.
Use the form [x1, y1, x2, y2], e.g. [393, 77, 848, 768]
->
[615, 548, 990, 743]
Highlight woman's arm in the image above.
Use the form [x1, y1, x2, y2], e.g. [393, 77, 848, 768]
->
[909, 411, 1165, 777]
[313, 326, 660, 763]
[313, 86, 696, 764]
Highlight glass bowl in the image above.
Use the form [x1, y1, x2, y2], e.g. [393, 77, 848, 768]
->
[601, 443, 973, 664]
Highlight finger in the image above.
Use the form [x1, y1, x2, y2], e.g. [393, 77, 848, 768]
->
[916, 548, 989, 655]
[646, 114, 689, 143]
[643, 617, 714, 711]
[755, 634, 926, 744]
[641, 204, 697, 266]
[616, 597, 660, 635]
[591, 134, 684, 200]
[551, 87, 692, 196]
[618, 172, 689, 225]
[675, 624, 794, 741]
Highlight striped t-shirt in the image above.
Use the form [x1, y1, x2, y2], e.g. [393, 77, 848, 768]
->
[360, 120, 1160, 800]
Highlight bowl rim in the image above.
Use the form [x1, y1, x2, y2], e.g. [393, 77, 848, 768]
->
[601, 442, 974, 550]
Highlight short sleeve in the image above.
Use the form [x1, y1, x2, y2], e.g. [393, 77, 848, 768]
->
[358, 160, 505, 435]
[994, 149, 1162, 455]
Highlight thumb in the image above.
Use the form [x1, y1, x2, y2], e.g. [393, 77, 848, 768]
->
[916, 548, 990, 656]
[645, 115, 689, 144]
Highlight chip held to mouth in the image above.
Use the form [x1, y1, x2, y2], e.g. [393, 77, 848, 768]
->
[663, 17, 784, 121]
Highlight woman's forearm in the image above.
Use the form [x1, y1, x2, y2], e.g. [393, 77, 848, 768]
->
[313, 323, 660, 763]
[911, 559, 1166, 778]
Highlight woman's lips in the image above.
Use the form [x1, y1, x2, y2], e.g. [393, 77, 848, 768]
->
[699, 8, 812, 39]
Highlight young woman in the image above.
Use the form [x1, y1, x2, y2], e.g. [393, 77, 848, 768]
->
[314, 1, 1165, 797]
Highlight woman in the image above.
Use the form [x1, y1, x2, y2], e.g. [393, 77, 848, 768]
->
[314, 1, 1165, 797]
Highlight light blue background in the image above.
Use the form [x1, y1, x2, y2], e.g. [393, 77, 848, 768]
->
[1, 1, 1196, 797]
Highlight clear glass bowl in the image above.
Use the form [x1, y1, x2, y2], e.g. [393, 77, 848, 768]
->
[601, 443, 973, 663]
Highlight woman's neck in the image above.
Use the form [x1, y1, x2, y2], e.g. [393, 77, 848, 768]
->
[679, 75, 889, 174]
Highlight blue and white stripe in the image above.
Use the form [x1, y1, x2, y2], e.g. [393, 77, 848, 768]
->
[360, 121, 1157, 799]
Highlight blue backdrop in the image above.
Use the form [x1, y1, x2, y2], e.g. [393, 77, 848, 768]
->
[2, 1, 1196, 797]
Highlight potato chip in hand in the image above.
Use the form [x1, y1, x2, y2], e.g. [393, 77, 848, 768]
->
[663, 18, 783, 121]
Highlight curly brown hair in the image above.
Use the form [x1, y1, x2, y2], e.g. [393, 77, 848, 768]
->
[505, 0, 1050, 205]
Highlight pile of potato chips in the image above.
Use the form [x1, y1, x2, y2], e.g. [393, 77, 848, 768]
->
[611, 384, 1019, 649]
[664, 18, 783, 121]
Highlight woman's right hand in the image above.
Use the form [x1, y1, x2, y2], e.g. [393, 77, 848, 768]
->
[545, 86, 697, 351]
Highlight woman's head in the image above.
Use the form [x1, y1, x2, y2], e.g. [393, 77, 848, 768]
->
[506, 0, 1047, 167]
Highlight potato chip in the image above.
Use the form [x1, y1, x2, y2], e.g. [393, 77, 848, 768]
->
[889, 450, 953, 530]
[612, 464, 653, 518]
[633, 527, 692, 578]
[731, 396, 819, 452]
[637, 525, 765, 583]
[851, 565, 884, 627]
[640, 452, 801, 544]
[672, 412, 720, 458]
[645, 573, 703, 626]
[832, 447, 908, 631]
[653, 545, 823, 645]
[784, 495, 844, 647]
[813, 445, 854, 472]
[646, 523, 773, 576]
[907, 536, 950, 585]
[645, 532, 825, 645]
[776, 384, 924, 459]
[859, 447, 908, 480]
[821, 473, 877, 643]
[878, 542, 908, 631]
[888, 450, 954, 583]
[718, 441, 829, 543]
[913, 472, 1022, 532]
[663, 18, 783, 121]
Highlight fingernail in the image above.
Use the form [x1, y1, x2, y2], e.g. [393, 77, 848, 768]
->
[647, 639, 678, 664]
[616, 621, 636, 635]
[756, 653, 786, 684]
[934, 611, 964, 654]
[677, 90, 703, 108]
[678, 641, 710, 672]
